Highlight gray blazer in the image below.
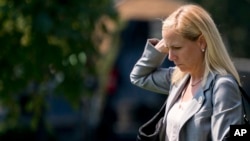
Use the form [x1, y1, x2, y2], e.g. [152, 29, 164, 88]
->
[130, 41, 243, 141]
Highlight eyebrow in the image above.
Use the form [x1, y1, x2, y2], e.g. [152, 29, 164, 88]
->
[164, 42, 181, 48]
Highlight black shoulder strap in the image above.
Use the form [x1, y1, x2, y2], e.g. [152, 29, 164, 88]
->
[239, 85, 250, 124]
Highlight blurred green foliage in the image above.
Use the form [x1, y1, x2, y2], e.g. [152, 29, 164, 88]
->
[193, 0, 250, 58]
[0, 0, 118, 131]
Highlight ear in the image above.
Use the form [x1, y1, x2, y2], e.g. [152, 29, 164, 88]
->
[197, 35, 207, 50]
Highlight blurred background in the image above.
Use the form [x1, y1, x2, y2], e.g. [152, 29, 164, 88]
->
[0, 0, 250, 140]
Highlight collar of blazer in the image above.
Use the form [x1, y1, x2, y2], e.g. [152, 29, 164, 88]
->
[163, 72, 216, 125]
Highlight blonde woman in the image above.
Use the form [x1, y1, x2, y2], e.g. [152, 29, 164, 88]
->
[130, 4, 243, 141]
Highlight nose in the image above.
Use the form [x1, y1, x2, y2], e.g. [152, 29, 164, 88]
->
[168, 49, 176, 61]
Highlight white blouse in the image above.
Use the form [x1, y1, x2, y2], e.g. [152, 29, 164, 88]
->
[166, 99, 192, 141]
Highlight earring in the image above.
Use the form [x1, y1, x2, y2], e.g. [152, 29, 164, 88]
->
[201, 48, 205, 52]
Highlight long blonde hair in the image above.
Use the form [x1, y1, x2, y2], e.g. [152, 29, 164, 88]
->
[162, 4, 240, 85]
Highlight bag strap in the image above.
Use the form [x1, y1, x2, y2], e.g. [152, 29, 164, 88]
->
[238, 85, 250, 124]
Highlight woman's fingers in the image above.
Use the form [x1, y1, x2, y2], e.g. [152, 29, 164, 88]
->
[155, 39, 168, 54]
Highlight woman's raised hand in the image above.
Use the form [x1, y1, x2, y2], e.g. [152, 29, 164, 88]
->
[149, 38, 168, 54]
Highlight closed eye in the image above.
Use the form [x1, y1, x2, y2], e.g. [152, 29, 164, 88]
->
[170, 46, 182, 50]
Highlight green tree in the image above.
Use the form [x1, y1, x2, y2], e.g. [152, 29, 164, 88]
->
[0, 0, 119, 135]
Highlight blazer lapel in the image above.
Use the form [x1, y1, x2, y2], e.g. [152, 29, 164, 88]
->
[178, 87, 205, 128]
[178, 73, 216, 128]
[163, 73, 216, 124]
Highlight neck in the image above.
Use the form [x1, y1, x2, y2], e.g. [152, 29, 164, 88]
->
[189, 67, 204, 86]
[190, 78, 202, 87]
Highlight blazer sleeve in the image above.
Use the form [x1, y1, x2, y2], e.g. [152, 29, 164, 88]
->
[211, 75, 243, 141]
[130, 39, 174, 94]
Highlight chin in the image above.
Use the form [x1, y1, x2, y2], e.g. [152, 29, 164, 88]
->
[178, 67, 188, 73]
[177, 66, 184, 71]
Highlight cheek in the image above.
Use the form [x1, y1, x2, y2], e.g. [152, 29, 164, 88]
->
[185, 50, 203, 66]
[180, 48, 200, 64]
[180, 48, 194, 60]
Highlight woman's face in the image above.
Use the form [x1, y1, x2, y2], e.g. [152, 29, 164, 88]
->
[162, 29, 205, 74]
